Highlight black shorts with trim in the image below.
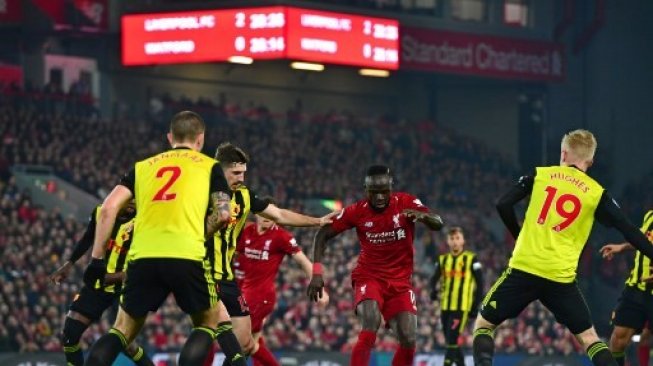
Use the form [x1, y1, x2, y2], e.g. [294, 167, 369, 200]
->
[218, 280, 250, 317]
[480, 267, 592, 335]
[69, 286, 117, 321]
[120, 258, 217, 318]
[612, 286, 653, 333]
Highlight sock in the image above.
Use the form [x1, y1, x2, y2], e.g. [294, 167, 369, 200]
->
[639, 343, 650, 366]
[444, 346, 454, 365]
[215, 322, 247, 366]
[179, 327, 215, 366]
[84, 329, 127, 366]
[453, 346, 465, 366]
[611, 351, 625, 366]
[351, 330, 376, 366]
[129, 345, 155, 366]
[252, 337, 279, 366]
[62, 317, 88, 366]
[472, 328, 495, 366]
[391, 346, 415, 366]
[588, 342, 618, 366]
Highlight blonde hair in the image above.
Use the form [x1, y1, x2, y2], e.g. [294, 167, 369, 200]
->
[561, 129, 597, 162]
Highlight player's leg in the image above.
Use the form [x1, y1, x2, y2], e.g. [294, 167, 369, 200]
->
[388, 312, 417, 366]
[125, 342, 155, 366]
[84, 306, 147, 366]
[608, 288, 648, 365]
[249, 296, 279, 366]
[210, 301, 247, 366]
[351, 278, 384, 366]
[541, 280, 616, 366]
[353, 300, 383, 366]
[441, 310, 464, 366]
[473, 268, 539, 366]
[609, 326, 637, 366]
[230, 316, 257, 357]
[216, 281, 256, 366]
[61, 310, 91, 366]
[63, 285, 117, 366]
[383, 286, 418, 366]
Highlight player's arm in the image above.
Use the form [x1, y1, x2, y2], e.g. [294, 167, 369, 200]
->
[50, 208, 97, 285]
[595, 192, 653, 260]
[293, 250, 330, 307]
[206, 164, 232, 239]
[599, 242, 633, 260]
[428, 260, 442, 301]
[258, 204, 336, 227]
[496, 172, 535, 239]
[403, 209, 444, 231]
[84, 184, 133, 288]
[307, 224, 340, 302]
[470, 258, 484, 315]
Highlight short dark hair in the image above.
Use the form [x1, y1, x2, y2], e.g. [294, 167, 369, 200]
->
[170, 111, 205, 142]
[447, 226, 465, 236]
[366, 165, 391, 177]
[215, 142, 249, 165]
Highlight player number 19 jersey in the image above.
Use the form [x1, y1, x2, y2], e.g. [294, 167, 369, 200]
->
[509, 166, 604, 283]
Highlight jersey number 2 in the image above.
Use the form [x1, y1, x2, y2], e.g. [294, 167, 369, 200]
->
[153, 166, 181, 201]
[537, 186, 581, 231]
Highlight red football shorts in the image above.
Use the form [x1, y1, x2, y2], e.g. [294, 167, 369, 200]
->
[352, 276, 417, 323]
[242, 288, 276, 333]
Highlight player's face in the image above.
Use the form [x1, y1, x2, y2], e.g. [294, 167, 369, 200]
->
[256, 215, 274, 231]
[365, 175, 392, 211]
[447, 233, 465, 255]
[223, 163, 247, 190]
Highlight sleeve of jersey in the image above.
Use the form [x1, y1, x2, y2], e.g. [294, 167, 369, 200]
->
[119, 168, 136, 194]
[68, 207, 98, 263]
[402, 193, 429, 212]
[210, 163, 230, 193]
[596, 191, 653, 260]
[280, 232, 301, 255]
[249, 190, 270, 213]
[330, 205, 357, 234]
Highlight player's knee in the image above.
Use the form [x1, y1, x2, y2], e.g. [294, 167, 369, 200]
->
[473, 315, 496, 332]
[609, 328, 633, 351]
[397, 331, 416, 348]
[241, 335, 257, 355]
[575, 327, 601, 349]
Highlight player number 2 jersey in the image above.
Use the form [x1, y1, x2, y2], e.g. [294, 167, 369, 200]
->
[509, 166, 604, 283]
[330, 192, 429, 282]
[131, 149, 216, 261]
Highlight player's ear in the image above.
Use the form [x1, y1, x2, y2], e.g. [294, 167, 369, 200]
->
[166, 132, 173, 146]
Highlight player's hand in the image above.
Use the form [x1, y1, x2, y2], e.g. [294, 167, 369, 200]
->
[317, 288, 330, 309]
[402, 209, 427, 222]
[83, 258, 107, 289]
[50, 261, 73, 285]
[319, 211, 339, 227]
[104, 271, 126, 285]
[600, 243, 625, 260]
[307, 274, 325, 302]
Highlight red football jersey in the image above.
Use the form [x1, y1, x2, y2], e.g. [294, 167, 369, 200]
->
[330, 192, 429, 282]
[236, 223, 301, 292]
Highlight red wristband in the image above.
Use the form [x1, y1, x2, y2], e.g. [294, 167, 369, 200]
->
[313, 263, 323, 276]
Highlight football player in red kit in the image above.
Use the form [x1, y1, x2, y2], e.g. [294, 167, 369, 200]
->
[236, 210, 329, 366]
[308, 165, 444, 366]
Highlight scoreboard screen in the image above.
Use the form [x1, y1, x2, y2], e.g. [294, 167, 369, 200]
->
[122, 6, 399, 70]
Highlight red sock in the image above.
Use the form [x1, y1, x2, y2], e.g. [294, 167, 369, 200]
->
[639, 344, 650, 366]
[252, 337, 279, 366]
[351, 330, 377, 366]
[392, 346, 415, 366]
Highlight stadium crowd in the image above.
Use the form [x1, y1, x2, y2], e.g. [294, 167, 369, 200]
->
[0, 90, 627, 356]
